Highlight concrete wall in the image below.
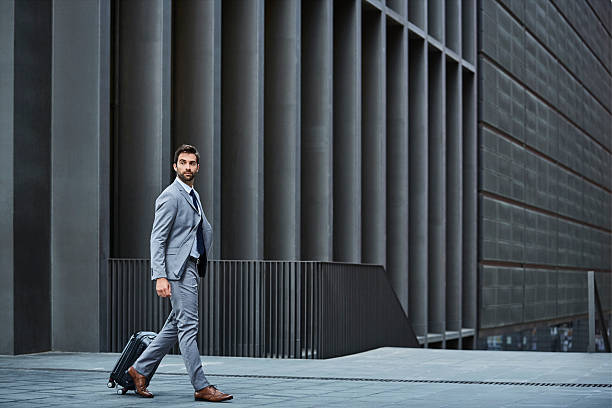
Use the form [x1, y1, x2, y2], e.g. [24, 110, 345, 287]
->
[220, 0, 265, 260]
[1, 0, 479, 353]
[108, 0, 479, 345]
[172, 0, 222, 260]
[0, 0, 110, 354]
[113, 0, 172, 258]
[2, 0, 609, 354]
[301, 0, 333, 261]
[51, 0, 109, 351]
[264, 0, 301, 260]
[13, 0, 53, 355]
[478, 0, 612, 329]
[0, 0, 15, 355]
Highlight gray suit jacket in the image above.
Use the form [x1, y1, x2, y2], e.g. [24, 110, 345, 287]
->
[150, 179, 212, 280]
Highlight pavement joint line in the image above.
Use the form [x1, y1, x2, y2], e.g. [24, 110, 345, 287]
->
[1, 367, 611, 389]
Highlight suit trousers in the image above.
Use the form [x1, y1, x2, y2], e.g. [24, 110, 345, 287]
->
[133, 259, 209, 391]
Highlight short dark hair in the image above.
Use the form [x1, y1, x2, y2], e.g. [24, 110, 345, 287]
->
[174, 144, 200, 164]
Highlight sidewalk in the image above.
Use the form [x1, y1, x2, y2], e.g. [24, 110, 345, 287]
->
[0, 348, 610, 407]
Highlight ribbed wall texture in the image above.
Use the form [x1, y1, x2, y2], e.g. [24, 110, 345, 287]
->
[3, 0, 610, 355]
[109, 0, 479, 347]
[478, 0, 612, 329]
[108, 259, 418, 358]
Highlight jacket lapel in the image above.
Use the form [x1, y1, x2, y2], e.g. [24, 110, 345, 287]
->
[173, 179, 200, 214]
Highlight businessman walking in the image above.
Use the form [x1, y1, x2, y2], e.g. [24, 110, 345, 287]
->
[128, 144, 232, 402]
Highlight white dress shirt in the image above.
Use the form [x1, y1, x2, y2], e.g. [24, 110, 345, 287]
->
[175, 177, 202, 258]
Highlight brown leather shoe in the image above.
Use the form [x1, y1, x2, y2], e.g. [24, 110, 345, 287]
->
[194, 385, 233, 402]
[128, 366, 154, 398]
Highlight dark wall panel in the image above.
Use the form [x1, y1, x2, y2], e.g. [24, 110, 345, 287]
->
[427, 48, 445, 335]
[408, 38, 428, 338]
[114, 0, 172, 258]
[264, 0, 301, 260]
[301, 0, 333, 261]
[386, 22, 408, 314]
[361, 7, 386, 266]
[478, 0, 611, 331]
[173, 0, 222, 259]
[333, 0, 362, 263]
[13, 0, 52, 354]
[221, 0, 265, 259]
[51, 0, 109, 352]
[0, 0, 15, 355]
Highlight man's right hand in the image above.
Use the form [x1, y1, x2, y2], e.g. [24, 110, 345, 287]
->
[156, 278, 171, 298]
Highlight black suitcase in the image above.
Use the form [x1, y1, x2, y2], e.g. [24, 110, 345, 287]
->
[107, 331, 159, 394]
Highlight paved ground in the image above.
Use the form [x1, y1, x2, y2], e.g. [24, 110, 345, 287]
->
[0, 348, 610, 407]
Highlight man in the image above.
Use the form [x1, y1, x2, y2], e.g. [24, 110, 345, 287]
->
[127, 144, 232, 402]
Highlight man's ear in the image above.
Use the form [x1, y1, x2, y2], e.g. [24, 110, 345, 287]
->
[173, 163, 177, 172]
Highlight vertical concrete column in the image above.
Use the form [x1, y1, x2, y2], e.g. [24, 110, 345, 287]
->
[51, 0, 110, 352]
[462, 70, 477, 331]
[428, 49, 446, 337]
[13, 0, 52, 354]
[461, 0, 475, 64]
[446, 61, 462, 333]
[409, 39, 428, 339]
[221, 0, 265, 259]
[333, 0, 362, 263]
[462, 1, 477, 338]
[98, 0, 111, 354]
[386, 0, 407, 17]
[173, 0, 221, 259]
[115, 0, 172, 257]
[408, 0, 426, 29]
[428, 0, 444, 42]
[301, 0, 333, 261]
[386, 23, 409, 313]
[0, 0, 14, 355]
[264, 0, 301, 260]
[587, 271, 595, 352]
[362, 8, 386, 266]
[444, 0, 460, 53]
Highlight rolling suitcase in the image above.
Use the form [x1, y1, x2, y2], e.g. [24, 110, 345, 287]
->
[107, 331, 159, 395]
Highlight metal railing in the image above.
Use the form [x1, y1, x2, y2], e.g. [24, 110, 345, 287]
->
[588, 271, 611, 353]
[108, 259, 418, 359]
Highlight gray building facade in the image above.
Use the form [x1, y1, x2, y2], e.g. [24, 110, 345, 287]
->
[478, 0, 612, 335]
[0, 0, 610, 355]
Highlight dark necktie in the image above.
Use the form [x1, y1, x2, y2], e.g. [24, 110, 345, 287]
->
[189, 190, 205, 257]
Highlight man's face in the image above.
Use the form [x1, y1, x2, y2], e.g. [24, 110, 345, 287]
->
[173, 152, 199, 184]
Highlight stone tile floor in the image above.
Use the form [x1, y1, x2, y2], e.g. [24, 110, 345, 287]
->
[0, 348, 610, 407]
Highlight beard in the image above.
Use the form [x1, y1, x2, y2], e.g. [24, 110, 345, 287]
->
[177, 170, 195, 184]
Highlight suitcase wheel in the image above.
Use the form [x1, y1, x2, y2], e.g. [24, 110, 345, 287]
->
[120, 387, 128, 395]
[107, 379, 116, 388]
